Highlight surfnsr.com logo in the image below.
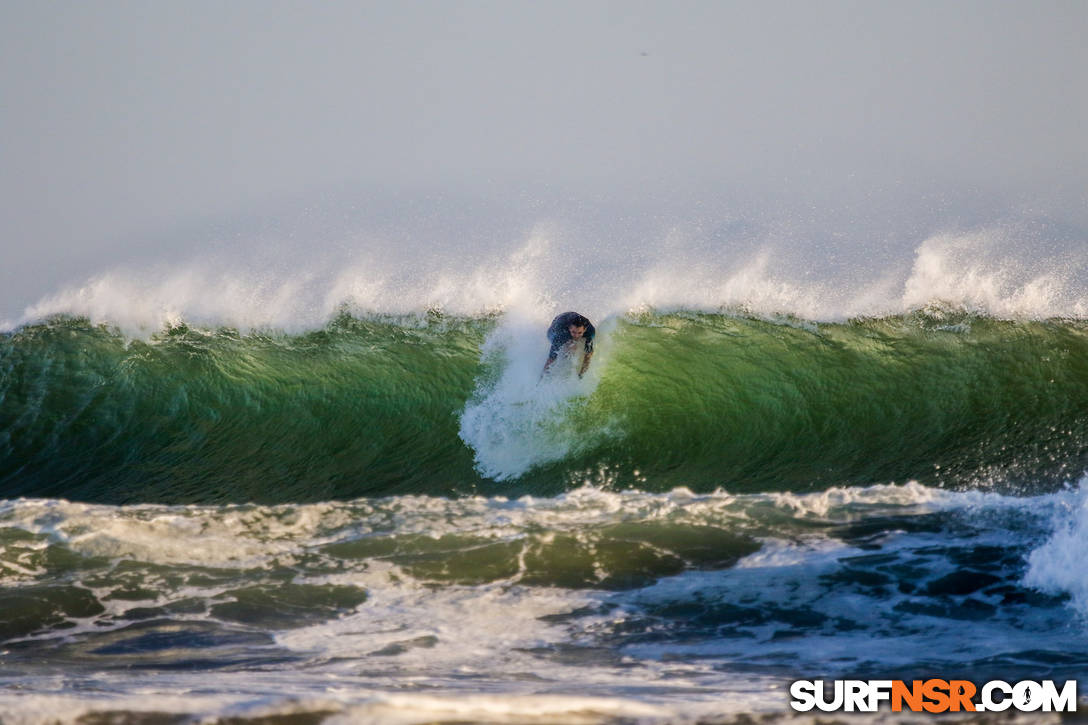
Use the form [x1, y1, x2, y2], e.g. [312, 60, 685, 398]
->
[790, 679, 1078, 713]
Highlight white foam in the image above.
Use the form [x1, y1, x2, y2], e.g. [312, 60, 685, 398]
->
[0, 482, 1038, 574]
[0, 482, 1077, 723]
[0, 677, 783, 725]
[7, 219, 1086, 336]
[763, 480, 947, 519]
[324, 693, 672, 725]
[458, 306, 614, 480]
[276, 562, 595, 674]
[901, 231, 1087, 318]
[617, 249, 839, 322]
[0, 692, 242, 725]
[0, 498, 360, 567]
[271, 560, 786, 721]
[1025, 478, 1088, 615]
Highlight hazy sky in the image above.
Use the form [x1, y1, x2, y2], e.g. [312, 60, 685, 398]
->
[2, 0, 1086, 318]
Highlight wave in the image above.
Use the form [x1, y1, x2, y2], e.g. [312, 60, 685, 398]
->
[2, 309, 1087, 504]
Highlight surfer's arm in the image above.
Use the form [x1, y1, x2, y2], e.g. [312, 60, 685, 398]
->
[578, 349, 593, 378]
[540, 337, 565, 379]
[540, 351, 559, 379]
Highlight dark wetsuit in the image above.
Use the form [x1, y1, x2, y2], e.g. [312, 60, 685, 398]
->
[546, 312, 595, 361]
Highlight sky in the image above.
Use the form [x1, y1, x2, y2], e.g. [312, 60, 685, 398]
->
[2, 0, 1086, 321]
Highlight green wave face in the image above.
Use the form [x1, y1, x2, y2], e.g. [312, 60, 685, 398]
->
[591, 311, 1088, 493]
[2, 311, 1087, 504]
[0, 315, 488, 503]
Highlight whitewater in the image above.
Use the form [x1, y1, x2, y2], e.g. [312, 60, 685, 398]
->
[2, 219, 1088, 724]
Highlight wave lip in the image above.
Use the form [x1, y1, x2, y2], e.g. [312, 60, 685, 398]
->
[7, 225, 1088, 337]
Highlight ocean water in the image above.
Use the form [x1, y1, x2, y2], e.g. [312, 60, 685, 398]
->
[2, 222, 1088, 724]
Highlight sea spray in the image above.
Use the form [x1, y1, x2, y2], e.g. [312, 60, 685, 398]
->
[458, 308, 611, 480]
[1025, 480, 1088, 615]
[9, 226, 1087, 336]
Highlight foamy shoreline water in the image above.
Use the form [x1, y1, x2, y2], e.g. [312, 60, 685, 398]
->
[2, 482, 1087, 723]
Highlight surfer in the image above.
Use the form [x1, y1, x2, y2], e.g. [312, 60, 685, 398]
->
[541, 311, 595, 379]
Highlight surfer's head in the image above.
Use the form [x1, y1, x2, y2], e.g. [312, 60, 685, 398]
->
[565, 313, 591, 339]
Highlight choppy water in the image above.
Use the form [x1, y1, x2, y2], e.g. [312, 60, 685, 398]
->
[2, 304, 1088, 723]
